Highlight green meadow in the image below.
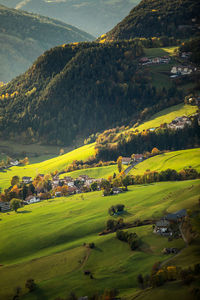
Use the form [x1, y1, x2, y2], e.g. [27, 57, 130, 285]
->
[0, 143, 95, 190]
[130, 103, 197, 133]
[0, 180, 199, 299]
[59, 164, 118, 180]
[130, 148, 200, 175]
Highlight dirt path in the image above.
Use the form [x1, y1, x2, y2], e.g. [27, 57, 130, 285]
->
[80, 248, 91, 269]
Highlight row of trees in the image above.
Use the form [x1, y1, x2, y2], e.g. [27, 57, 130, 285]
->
[95, 117, 200, 161]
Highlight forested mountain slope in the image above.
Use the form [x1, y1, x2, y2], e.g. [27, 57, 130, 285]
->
[0, 40, 187, 146]
[0, 5, 94, 82]
[103, 0, 200, 41]
[0, 0, 140, 36]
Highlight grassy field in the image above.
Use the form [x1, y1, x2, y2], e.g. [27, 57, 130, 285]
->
[0, 139, 78, 164]
[144, 46, 178, 58]
[0, 143, 95, 190]
[0, 180, 199, 299]
[126, 103, 198, 134]
[59, 164, 118, 180]
[130, 148, 200, 175]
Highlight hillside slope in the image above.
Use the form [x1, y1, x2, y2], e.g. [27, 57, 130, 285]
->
[130, 148, 200, 175]
[103, 0, 200, 41]
[0, 143, 95, 190]
[0, 4, 94, 82]
[0, 40, 188, 146]
[0, 180, 199, 299]
[0, 0, 140, 37]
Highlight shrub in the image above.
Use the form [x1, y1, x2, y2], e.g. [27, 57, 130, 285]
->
[25, 279, 36, 292]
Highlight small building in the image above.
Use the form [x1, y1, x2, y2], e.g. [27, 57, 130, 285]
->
[55, 191, 61, 197]
[139, 57, 149, 63]
[10, 160, 20, 166]
[165, 209, 187, 222]
[112, 187, 123, 194]
[122, 157, 131, 165]
[134, 154, 143, 162]
[25, 195, 40, 204]
[154, 219, 170, 235]
[79, 175, 89, 182]
[22, 176, 32, 184]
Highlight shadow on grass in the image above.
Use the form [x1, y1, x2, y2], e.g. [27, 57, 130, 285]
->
[18, 210, 31, 214]
[94, 246, 103, 252]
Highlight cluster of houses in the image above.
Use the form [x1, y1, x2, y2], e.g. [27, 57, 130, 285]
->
[170, 65, 197, 77]
[139, 56, 170, 66]
[121, 154, 143, 165]
[154, 209, 187, 236]
[167, 116, 192, 130]
[52, 174, 102, 197]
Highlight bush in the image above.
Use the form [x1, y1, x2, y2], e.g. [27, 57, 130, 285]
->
[25, 279, 36, 292]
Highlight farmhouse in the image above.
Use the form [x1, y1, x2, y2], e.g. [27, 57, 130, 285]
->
[10, 160, 20, 166]
[154, 219, 170, 235]
[112, 187, 123, 194]
[165, 209, 187, 222]
[25, 195, 40, 204]
[134, 154, 143, 162]
[167, 116, 192, 130]
[122, 157, 132, 165]
[22, 176, 32, 184]
[170, 65, 195, 76]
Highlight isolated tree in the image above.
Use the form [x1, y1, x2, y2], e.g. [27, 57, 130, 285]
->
[10, 198, 21, 212]
[11, 176, 20, 186]
[117, 156, 123, 173]
[151, 147, 160, 156]
[122, 175, 131, 190]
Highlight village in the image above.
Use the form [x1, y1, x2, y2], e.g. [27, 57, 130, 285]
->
[0, 154, 146, 213]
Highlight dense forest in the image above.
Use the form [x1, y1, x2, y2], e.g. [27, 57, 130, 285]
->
[103, 0, 200, 41]
[0, 4, 93, 82]
[0, 39, 187, 146]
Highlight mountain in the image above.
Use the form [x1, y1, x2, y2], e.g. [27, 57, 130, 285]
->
[0, 4, 94, 82]
[0, 0, 140, 37]
[103, 0, 200, 41]
[0, 40, 148, 145]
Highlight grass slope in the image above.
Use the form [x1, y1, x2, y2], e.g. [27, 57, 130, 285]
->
[0, 180, 199, 299]
[130, 148, 200, 175]
[131, 103, 198, 133]
[59, 164, 118, 180]
[0, 143, 95, 190]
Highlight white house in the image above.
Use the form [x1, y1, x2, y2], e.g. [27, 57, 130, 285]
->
[25, 196, 40, 204]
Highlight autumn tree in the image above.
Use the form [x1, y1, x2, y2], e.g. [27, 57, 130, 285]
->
[11, 176, 20, 186]
[151, 147, 160, 156]
[117, 156, 123, 173]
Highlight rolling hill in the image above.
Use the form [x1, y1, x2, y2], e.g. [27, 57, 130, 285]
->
[0, 0, 140, 37]
[0, 143, 95, 190]
[0, 39, 189, 146]
[130, 148, 200, 175]
[0, 180, 199, 299]
[103, 0, 200, 41]
[0, 4, 94, 82]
